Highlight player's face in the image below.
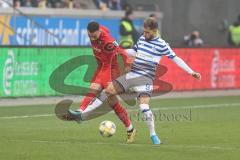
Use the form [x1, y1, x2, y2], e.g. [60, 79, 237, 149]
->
[143, 28, 156, 41]
[88, 30, 100, 41]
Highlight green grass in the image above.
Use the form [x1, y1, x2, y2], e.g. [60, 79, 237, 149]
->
[0, 96, 240, 160]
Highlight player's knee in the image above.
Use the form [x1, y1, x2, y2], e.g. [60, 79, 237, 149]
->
[139, 93, 151, 104]
[89, 83, 102, 93]
[105, 88, 115, 95]
[105, 85, 117, 95]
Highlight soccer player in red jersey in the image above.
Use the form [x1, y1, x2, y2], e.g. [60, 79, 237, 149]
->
[77, 21, 136, 143]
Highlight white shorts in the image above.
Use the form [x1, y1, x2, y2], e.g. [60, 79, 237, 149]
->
[114, 72, 153, 98]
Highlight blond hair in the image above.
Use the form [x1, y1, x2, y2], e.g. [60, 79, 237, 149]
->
[144, 18, 158, 30]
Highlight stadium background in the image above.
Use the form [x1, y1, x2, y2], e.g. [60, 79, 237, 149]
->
[1, 0, 240, 97]
[0, 0, 240, 160]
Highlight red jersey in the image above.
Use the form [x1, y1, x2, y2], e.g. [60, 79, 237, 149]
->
[89, 25, 130, 88]
[90, 25, 122, 70]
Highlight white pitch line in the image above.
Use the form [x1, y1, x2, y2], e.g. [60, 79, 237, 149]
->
[0, 114, 55, 119]
[0, 103, 240, 119]
[7, 139, 238, 151]
[137, 102, 240, 111]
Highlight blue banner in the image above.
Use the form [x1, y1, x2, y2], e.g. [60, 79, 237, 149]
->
[0, 15, 143, 46]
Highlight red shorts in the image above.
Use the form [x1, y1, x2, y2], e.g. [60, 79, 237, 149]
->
[91, 68, 121, 88]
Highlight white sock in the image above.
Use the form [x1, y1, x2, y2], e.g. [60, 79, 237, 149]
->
[126, 124, 133, 132]
[140, 104, 156, 136]
[80, 90, 109, 120]
[81, 98, 103, 120]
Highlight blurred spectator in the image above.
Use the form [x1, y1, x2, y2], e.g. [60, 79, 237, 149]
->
[14, 0, 21, 7]
[108, 0, 121, 10]
[228, 15, 240, 46]
[1, 0, 123, 9]
[21, 0, 38, 7]
[68, 0, 73, 8]
[38, 0, 46, 8]
[0, 0, 12, 8]
[93, 0, 108, 10]
[93, 0, 128, 10]
[121, 0, 131, 12]
[111, 0, 131, 11]
[46, 0, 56, 8]
[62, 0, 70, 8]
[23, 0, 33, 7]
[46, 0, 68, 8]
[119, 10, 139, 48]
[73, 0, 96, 9]
[184, 30, 204, 47]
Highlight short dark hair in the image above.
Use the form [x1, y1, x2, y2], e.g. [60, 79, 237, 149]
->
[87, 21, 99, 33]
[144, 18, 158, 30]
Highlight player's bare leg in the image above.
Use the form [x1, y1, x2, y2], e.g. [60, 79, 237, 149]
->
[139, 94, 161, 145]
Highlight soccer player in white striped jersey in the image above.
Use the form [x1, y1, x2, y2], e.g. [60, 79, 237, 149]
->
[68, 18, 201, 144]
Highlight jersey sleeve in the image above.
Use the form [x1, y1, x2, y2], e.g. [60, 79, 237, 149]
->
[102, 33, 119, 54]
[171, 56, 194, 74]
[159, 41, 176, 59]
[165, 45, 176, 59]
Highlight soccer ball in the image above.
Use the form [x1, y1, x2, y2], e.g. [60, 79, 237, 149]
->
[99, 120, 116, 137]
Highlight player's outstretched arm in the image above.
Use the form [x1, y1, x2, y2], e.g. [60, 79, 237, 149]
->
[171, 56, 201, 80]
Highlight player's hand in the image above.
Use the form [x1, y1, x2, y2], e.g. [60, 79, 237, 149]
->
[192, 72, 201, 80]
[124, 66, 132, 73]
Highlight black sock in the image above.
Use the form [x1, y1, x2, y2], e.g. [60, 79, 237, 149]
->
[127, 128, 134, 133]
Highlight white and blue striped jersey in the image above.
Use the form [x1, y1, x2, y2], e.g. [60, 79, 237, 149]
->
[130, 35, 176, 80]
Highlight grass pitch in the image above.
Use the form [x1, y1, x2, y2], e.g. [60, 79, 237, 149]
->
[0, 96, 240, 160]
